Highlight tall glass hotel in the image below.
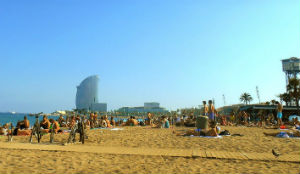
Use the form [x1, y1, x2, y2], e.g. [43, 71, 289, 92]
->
[76, 75, 107, 112]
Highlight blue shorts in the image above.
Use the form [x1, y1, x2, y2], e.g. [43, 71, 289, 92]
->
[209, 113, 215, 120]
[277, 112, 282, 119]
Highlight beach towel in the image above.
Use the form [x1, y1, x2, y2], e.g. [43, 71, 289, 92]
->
[110, 128, 123, 131]
[189, 135, 223, 138]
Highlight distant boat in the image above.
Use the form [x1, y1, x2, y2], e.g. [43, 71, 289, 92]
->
[10, 111, 16, 114]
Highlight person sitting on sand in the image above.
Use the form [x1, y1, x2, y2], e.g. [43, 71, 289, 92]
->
[104, 115, 112, 128]
[100, 116, 108, 127]
[0, 123, 10, 135]
[110, 116, 116, 127]
[184, 115, 195, 127]
[124, 116, 138, 126]
[40, 115, 50, 129]
[49, 119, 61, 133]
[68, 116, 76, 128]
[84, 116, 90, 129]
[145, 112, 152, 125]
[17, 116, 30, 130]
[162, 116, 170, 128]
[57, 115, 66, 127]
[151, 116, 164, 128]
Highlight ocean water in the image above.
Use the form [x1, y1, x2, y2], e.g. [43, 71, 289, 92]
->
[0, 113, 145, 127]
[0, 113, 60, 127]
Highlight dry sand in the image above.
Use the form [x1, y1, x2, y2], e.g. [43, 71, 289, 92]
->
[0, 126, 299, 174]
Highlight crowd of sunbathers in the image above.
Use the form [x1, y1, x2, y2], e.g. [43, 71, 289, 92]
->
[0, 100, 299, 138]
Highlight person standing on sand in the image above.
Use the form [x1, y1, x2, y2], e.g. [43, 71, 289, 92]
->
[276, 101, 283, 126]
[203, 101, 208, 116]
[208, 100, 215, 121]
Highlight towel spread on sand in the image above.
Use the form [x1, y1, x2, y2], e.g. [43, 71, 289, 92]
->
[189, 135, 223, 138]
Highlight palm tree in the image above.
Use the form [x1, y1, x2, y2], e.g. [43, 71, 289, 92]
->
[240, 93, 253, 105]
[278, 93, 291, 106]
[287, 78, 300, 114]
[270, 99, 277, 105]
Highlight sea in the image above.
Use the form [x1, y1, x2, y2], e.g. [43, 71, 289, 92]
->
[0, 112, 144, 127]
[0, 113, 60, 127]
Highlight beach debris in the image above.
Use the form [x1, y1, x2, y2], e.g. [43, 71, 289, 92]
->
[272, 149, 280, 158]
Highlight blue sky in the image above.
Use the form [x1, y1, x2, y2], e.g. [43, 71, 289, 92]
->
[0, 0, 299, 113]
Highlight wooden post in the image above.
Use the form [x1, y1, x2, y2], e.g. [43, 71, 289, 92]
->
[50, 123, 54, 143]
[8, 123, 13, 142]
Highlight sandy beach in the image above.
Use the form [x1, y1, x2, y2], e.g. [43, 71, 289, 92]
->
[0, 126, 299, 174]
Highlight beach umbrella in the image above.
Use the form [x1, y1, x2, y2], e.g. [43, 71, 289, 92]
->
[289, 115, 300, 121]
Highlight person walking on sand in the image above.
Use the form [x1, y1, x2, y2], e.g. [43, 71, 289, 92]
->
[203, 101, 208, 116]
[208, 100, 215, 121]
[276, 101, 283, 126]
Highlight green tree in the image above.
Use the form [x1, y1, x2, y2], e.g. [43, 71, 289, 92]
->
[287, 78, 300, 114]
[240, 93, 253, 105]
[270, 99, 277, 105]
[278, 93, 291, 106]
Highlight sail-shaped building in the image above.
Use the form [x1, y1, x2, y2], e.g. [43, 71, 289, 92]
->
[76, 75, 107, 112]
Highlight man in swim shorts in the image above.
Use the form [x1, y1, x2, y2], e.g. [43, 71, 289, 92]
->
[276, 101, 283, 126]
[203, 101, 208, 116]
[208, 100, 215, 121]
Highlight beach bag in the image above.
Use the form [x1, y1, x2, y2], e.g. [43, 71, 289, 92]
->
[219, 130, 230, 136]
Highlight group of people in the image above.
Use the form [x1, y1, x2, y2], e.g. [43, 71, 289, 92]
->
[0, 115, 62, 136]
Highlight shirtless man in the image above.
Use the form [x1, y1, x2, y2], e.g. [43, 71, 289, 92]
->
[208, 100, 215, 121]
[276, 101, 283, 126]
[203, 101, 208, 116]
[57, 115, 66, 127]
[49, 119, 60, 133]
[17, 116, 30, 130]
[40, 115, 50, 129]
[68, 116, 76, 128]
[110, 116, 116, 127]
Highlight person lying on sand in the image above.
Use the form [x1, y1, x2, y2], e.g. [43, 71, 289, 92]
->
[174, 121, 218, 137]
[263, 131, 300, 138]
[40, 115, 50, 129]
